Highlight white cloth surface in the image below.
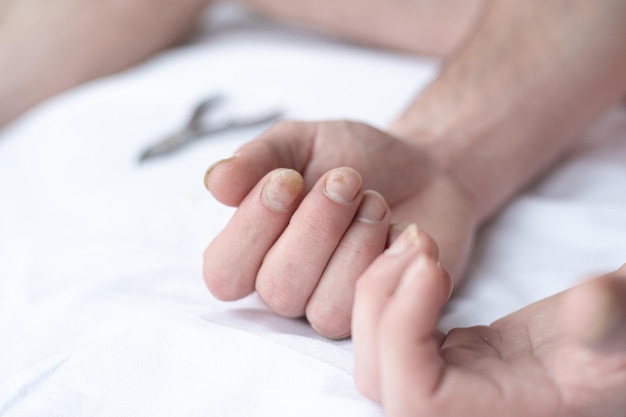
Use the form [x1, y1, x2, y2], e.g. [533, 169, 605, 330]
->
[1, 3, 626, 416]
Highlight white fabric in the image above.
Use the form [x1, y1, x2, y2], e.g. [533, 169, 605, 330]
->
[1, 3, 625, 416]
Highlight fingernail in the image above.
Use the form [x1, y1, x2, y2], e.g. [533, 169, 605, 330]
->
[582, 288, 621, 348]
[204, 156, 236, 190]
[262, 169, 304, 211]
[385, 224, 420, 255]
[387, 223, 407, 247]
[437, 262, 454, 303]
[356, 191, 388, 223]
[323, 168, 362, 204]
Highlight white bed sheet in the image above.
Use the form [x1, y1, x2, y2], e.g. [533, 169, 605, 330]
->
[1, 3, 626, 416]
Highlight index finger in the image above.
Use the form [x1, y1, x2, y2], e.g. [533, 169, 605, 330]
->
[205, 121, 316, 207]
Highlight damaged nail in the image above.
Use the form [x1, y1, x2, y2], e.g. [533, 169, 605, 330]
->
[262, 169, 304, 211]
[385, 224, 420, 255]
[323, 168, 362, 204]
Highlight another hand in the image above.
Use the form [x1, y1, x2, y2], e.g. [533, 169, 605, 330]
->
[353, 230, 626, 417]
[203, 120, 477, 338]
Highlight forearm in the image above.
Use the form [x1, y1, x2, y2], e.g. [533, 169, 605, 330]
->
[0, 0, 211, 128]
[391, 0, 626, 222]
[239, 0, 482, 56]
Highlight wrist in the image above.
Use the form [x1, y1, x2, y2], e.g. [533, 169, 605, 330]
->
[390, 0, 626, 224]
[388, 79, 514, 224]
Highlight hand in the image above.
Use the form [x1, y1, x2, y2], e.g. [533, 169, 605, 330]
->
[203, 120, 478, 338]
[353, 229, 626, 417]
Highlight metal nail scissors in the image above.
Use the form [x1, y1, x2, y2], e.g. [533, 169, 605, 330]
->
[139, 95, 282, 162]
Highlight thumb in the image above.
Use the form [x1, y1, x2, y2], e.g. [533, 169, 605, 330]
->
[560, 264, 626, 354]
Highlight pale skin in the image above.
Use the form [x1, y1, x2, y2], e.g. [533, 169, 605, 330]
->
[353, 227, 626, 417]
[204, 0, 626, 415]
[0, 0, 478, 128]
[205, 0, 626, 331]
[3, 0, 626, 416]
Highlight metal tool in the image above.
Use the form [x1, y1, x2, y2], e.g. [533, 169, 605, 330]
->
[139, 95, 282, 162]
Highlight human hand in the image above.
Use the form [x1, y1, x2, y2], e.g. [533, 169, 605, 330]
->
[353, 231, 626, 417]
[203, 120, 478, 338]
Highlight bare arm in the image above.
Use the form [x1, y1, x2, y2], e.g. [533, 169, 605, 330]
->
[239, 0, 482, 56]
[390, 0, 626, 222]
[0, 0, 482, 129]
[0, 0, 211, 128]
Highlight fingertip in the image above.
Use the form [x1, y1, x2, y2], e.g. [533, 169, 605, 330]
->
[202, 259, 253, 301]
[384, 224, 439, 260]
[354, 373, 382, 403]
[561, 275, 626, 354]
[261, 168, 304, 212]
[323, 167, 363, 204]
[387, 223, 406, 247]
[396, 254, 432, 294]
[438, 262, 454, 305]
[204, 156, 247, 206]
[204, 156, 236, 190]
[308, 314, 352, 340]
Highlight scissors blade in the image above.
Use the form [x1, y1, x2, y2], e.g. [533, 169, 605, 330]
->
[197, 110, 284, 135]
[138, 105, 283, 163]
[138, 130, 195, 162]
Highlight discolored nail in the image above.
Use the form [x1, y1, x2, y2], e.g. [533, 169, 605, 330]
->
[323, 167, 362, 204]
[261, 169, 304, 211]
[582, 287, 621, 349]
[385, 224, 420, 255]
[204, 156, 236, 190]
[356, 191, 388, 223]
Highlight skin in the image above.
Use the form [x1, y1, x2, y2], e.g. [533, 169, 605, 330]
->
[203, 0, 626, 414]
[4, 0, 626, 415]
[0, 0, 210, 128]
[353, 228, 626, 417]
[203, 121, 475, 338]
[205, 0, 626, 336]
[0, 0, 478, 129]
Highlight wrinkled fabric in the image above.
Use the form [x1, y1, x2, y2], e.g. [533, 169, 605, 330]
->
[1, 3, 625, 416]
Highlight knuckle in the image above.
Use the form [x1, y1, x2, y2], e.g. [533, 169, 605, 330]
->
[271, 119, 302, 134]
[415, 229, 439, 259]
[203, 249, 254, 301]
[257, 277, 304, 318]
[306, 302, 352, 339]
[203, 268, 243, 301]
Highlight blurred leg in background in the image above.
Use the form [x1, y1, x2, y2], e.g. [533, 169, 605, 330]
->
[0, 0, 482, 129]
